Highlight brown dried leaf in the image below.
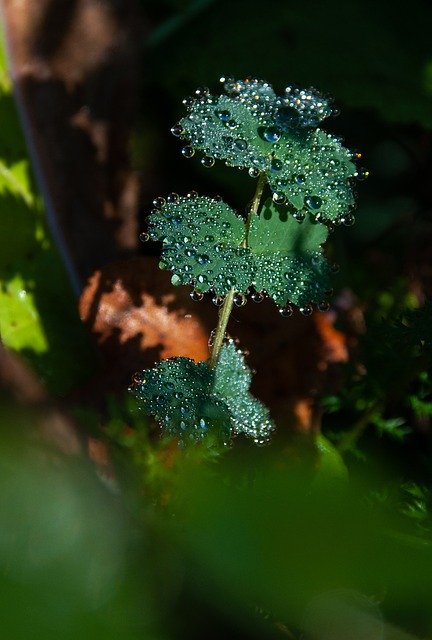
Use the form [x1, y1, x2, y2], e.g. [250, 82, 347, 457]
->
[79, 257, 210, 394]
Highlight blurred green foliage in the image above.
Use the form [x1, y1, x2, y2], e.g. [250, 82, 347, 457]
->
[0, 34, 94, 395]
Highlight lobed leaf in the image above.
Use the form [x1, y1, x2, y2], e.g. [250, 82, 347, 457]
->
[177, 78, 358, 223]
[131, 340, 274, 445]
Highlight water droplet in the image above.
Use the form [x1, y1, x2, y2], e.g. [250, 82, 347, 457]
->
[187, 190, 198, 199]
[248, 167, 260, 178]
[152, 196, 166, 209]
[279, 304, 293, 317]
[304, 195, 322, 210]
[252, 291, 264, 303]
[330, 263, 340, 274]
[197, 274, 208, 284]
[295, 174, 306, 184]
[271, 158, 283, 172]
[204, 234, 214, 242]
[234, 293, 247, 307]
[342, 214, 355, 226]
[226, 119, 237, 130]
[139, 232, 149, 242]
[355, 167, 369, 181]
[170, 123, 184, 137]
[182, 96, 194, 108]
[272, 192, 286, 205]
[182, 145, 195, 158]
[195, 86, 209, 96]
[317, 300, 330, 312]
[201, 156, 215, 168]
[212, 295, 224, 307]
[259, 126, 281, 143]
[300, 303, 313, 316]
[167, 192, 179, 203]
[190, 289, 204, 302]
[215, 109, 231, 122]
[293, 211, 305, 222]
[234, 138, 248, 151]
[196, 254, 210, 265]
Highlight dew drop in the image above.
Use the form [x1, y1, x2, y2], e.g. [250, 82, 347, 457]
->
[304, 195, 322, 210]
[234, 138, 248, 151]
[195, 86, 209, 96]
[182, 145, 195, 158]
[212, 295, 224, 307]
[355, 167, 369, 181]
[190, 289, 204, 302]
[152, 196, 166, 209]
[187, 190, 198, 198]
[215, 109, 231, 122]
[330, 263, 340, 274]
[182, 96, 194, 108]
[139, 232, 149, 242]
[204, 234, 214, 242]
[300, 303, 313, 316]
[295, 174, 306, 184]
[293, 211, 305, 222]
[279, 304, 293, 317]
[342, 214, 355, 226]
[271, 158, 283, 172]
[196, 254, 210, 265]
[226, 119, 237, 130]
[259, 126, 281, 143]
[251, 291, 264, 303]
[170, 123, 184, 137]
[317, 300, 330, 312]
[234, 293, 247, 307]
[248, 167, 260, 178]
[201, 156, 215, 168]
[272, 192, 286, 205]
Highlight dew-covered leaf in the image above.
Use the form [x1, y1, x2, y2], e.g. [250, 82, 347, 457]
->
[148, 194, 253, 296]
[177, 78, 358, 223]
[266, 129, 357, 223]
[130, 340, 275, 445]
[213, 340, 274, 444]
[249, 200, 331, 306]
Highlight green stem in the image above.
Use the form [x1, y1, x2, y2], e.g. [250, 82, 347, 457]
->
[209, 173, 267, 367]
[244, 171, 267, 247]
[210, 288, 235, 367]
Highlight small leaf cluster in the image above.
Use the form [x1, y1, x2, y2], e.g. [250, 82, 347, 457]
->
[135, 77, 361, 445]
[130, 340, 274, 446]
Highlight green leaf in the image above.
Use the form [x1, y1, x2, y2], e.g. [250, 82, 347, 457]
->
[266, 128, 357, 223]
[249, 200, 331, 306]
[131, 340, 274, 445]
[178, 78, 358, 223]
[149, 196, 332, 308]
[213, 339, 274, 443]
[148, 194, 253, 295]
